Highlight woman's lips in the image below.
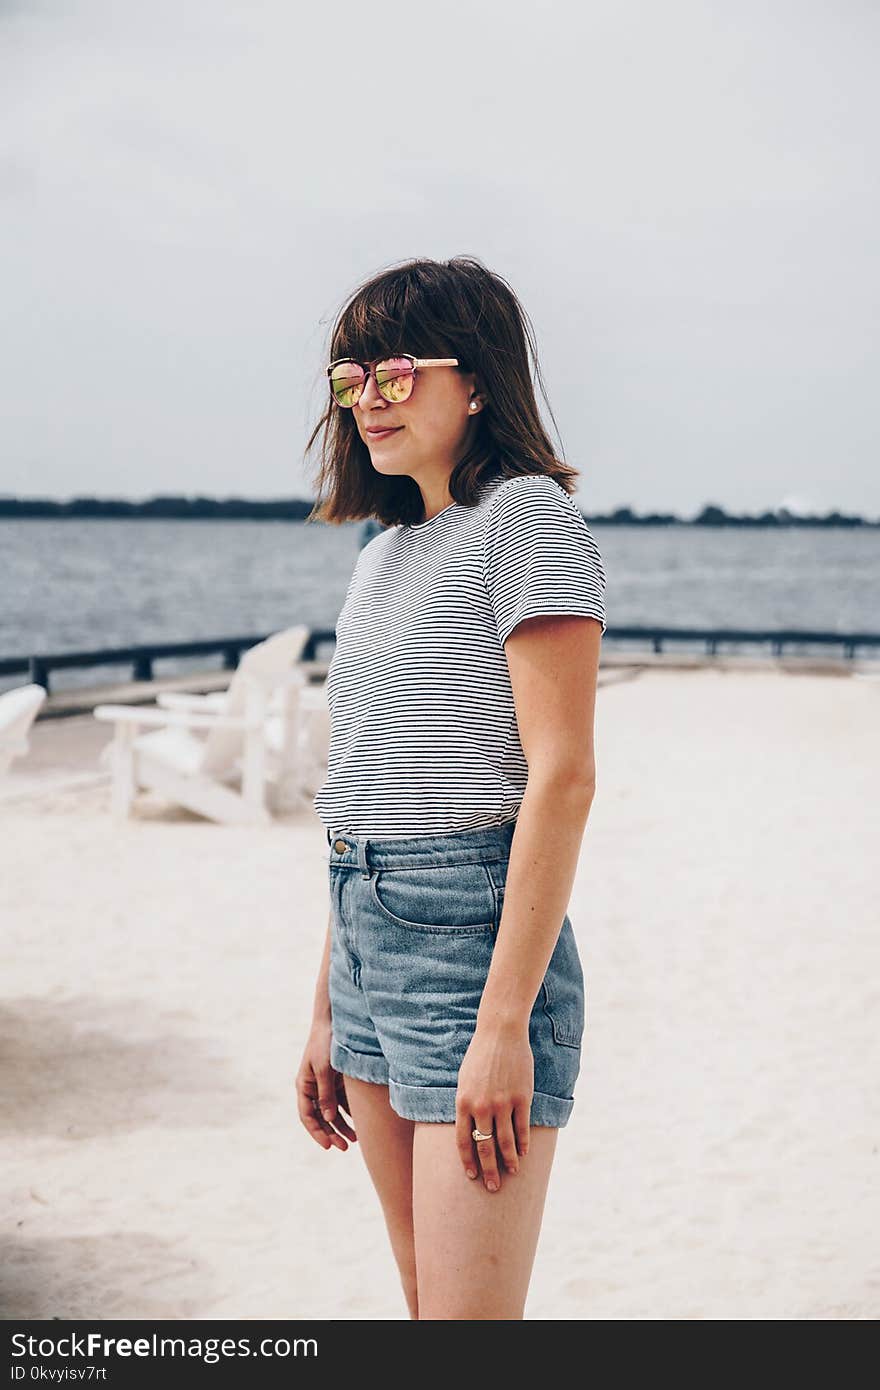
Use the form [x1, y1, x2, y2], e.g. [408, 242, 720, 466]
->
[365, 427, 402, 440]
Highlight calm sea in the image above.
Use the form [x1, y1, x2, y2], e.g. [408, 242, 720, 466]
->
[1, 519, 877, 693]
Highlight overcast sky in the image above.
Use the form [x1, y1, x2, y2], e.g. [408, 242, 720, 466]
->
[1, 0, 878, 518]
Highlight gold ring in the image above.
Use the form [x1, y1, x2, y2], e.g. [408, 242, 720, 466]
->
[472, 1126, 494, 1142]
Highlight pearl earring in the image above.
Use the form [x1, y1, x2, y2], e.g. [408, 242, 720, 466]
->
[469, 401, 478, 412]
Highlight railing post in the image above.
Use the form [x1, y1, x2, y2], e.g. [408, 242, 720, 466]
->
[28, 657, 50, 693]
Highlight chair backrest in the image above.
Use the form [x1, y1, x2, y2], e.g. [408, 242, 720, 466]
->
[199, 626, 309, 775]
[0, 683, 47, 776]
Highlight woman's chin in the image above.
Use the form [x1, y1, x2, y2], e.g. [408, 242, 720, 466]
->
[369, 459, 409, 477]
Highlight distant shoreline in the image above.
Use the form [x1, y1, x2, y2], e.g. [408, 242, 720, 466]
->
[0, 498, 876, 528]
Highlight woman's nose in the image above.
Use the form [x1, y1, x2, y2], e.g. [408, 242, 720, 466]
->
[356, 372, 386, 409]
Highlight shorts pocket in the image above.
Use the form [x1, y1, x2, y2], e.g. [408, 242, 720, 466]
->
[540, 914, 585, 1049]
[369, 862, 496, 934]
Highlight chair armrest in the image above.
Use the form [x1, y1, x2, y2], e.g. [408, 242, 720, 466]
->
[93, 704, 263, 731]
[155, 673, 304, 713]
[156, 691, 228, 711]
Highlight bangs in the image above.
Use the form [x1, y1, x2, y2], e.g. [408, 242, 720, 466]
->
[331, 270, 455, 365]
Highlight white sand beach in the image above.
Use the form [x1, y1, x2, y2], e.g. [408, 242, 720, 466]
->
[1, 663, 878, 1320]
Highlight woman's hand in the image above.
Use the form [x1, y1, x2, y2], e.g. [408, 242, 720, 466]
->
[295, 1016, 358, 1151]
[455, 1021, 533, 1191]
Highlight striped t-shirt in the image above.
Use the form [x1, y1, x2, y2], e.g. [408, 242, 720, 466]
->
[313, 471, 607, 839]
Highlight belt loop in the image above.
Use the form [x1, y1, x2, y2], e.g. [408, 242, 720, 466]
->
[357, 835, 371, 880]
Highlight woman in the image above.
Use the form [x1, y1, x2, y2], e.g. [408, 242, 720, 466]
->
[296, 256, 607, 1320]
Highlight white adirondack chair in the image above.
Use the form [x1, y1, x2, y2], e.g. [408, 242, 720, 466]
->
[154, 671, 330, 804]
[0, 683, 47, 777]
[93, 626, 309, 825]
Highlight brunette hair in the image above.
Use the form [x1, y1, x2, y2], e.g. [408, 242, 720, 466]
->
[304, 256, 582, 527]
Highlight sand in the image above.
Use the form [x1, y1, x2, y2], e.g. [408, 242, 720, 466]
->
[1, 664, 878, 1320]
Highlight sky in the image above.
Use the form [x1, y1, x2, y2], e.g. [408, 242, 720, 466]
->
[1, 0, 878, 519]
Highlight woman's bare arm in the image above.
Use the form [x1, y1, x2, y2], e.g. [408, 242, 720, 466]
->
[478, 613, 600, 1027]
[456, 613, 601, 1187]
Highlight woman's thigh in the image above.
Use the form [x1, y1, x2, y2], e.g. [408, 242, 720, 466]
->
[341, 1075, 418, 1316]
[411, 1121, 559, 1320]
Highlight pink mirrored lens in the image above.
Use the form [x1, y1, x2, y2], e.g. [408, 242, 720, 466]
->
[375, 357, 414, 403]
[329, 362, 365, 407]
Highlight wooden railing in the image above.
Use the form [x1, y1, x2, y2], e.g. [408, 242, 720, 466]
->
[0, 627, 877, 695]
[0, 632, 336, 695]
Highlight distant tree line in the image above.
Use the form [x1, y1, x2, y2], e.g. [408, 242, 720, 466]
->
[0, 495, 875, 527]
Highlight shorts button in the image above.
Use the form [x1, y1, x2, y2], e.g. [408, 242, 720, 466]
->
[333, 839, 348, 854]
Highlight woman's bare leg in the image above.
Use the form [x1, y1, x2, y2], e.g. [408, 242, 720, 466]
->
[412, 1122, 559, 1319]
[340, 1075, 418, 1319]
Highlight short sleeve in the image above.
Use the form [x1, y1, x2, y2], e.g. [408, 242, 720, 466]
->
[482, 475, 607, 645]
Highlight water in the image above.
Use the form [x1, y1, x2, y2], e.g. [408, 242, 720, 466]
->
[1, 519, 877, 692]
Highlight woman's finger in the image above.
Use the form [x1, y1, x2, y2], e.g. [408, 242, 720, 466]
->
[455, 1101, 479, 1178]
[307, 1095, 350, 1150]
[513, 1100, 530, 1158]
[334, 1076, 358, 1141]
[494, 1112, 519, 1175]
[314, 1064, 357, 1142]
[472, 1114, 502, 1192]
[328, 1098, 358, 1142]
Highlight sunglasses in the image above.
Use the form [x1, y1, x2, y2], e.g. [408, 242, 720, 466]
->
[327, 354, 459, 408]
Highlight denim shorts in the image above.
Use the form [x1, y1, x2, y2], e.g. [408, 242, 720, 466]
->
[325, 820, 584, 1127]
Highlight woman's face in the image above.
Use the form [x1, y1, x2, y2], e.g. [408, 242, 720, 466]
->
[353, 357, 481, 484]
